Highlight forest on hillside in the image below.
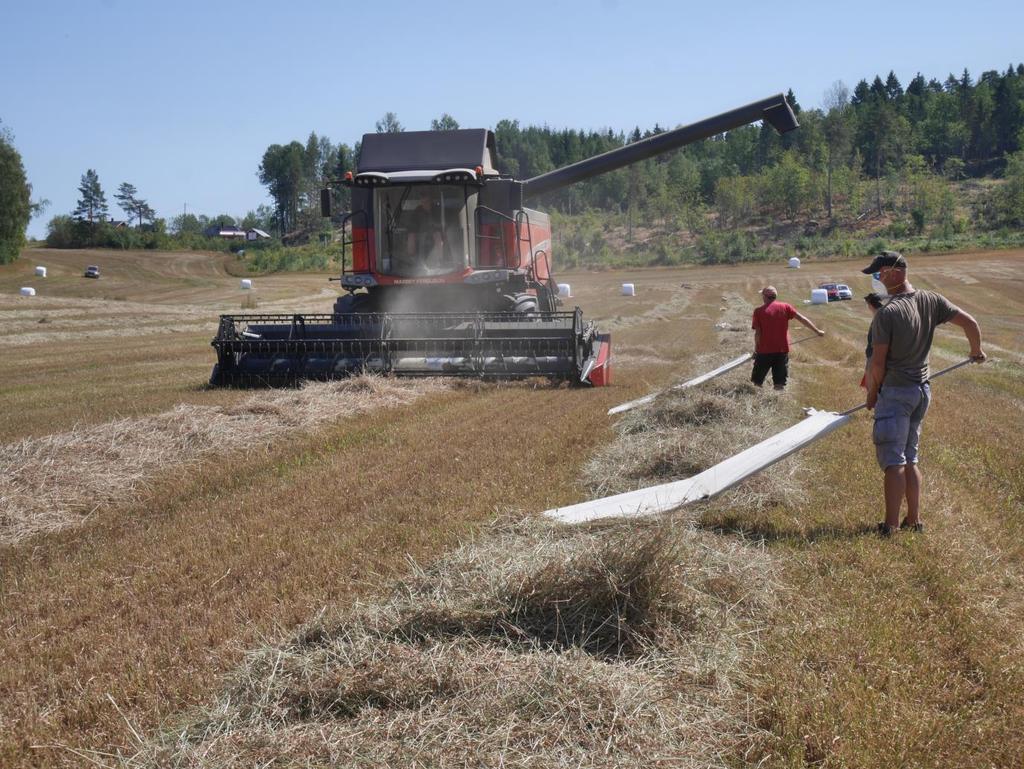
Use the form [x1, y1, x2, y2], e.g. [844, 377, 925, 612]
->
[35, 63, 1024, 267]
[247, 64, 1024, 266]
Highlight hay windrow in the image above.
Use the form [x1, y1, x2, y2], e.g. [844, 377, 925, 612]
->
[122, 522, 779, 768]
[588, 295, 808, 512]
[0, 375, 447, 546]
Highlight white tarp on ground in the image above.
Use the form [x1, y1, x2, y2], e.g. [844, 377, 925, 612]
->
[544, 408, 851, 525]
[608, 352, 754, 415]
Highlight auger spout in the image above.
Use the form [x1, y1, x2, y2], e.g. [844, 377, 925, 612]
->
[521, 94, 797, 200]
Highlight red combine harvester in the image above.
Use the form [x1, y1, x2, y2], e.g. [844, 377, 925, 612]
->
[210, 94, 798, 386]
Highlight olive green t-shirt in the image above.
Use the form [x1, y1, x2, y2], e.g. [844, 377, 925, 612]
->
[870, 290, 959, 386]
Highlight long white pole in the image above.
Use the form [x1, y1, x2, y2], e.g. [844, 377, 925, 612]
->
[551, 358, 978, 524]
[608, 334, 822, 416]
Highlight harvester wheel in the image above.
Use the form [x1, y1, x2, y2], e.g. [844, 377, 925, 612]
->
[334, 292, 372, 314]
[508, 293, 539, 316]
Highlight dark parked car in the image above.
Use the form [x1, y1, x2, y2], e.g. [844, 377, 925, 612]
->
[818, 282, 840, 301]
[84, 265, 100, 279]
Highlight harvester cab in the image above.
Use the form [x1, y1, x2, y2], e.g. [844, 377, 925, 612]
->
[211, 94, 798, 387]
[326, 128, 560, 317]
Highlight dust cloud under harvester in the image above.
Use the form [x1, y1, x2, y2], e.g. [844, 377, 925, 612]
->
[210, 94, 799, 387]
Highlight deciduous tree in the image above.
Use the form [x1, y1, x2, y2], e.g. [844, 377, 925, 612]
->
[823, 81, 853, 220]
[259, 142, 305, 233]
[0, 123, 32, 263]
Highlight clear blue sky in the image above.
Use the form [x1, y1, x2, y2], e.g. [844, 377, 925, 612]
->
[3, 0, 1022, 238]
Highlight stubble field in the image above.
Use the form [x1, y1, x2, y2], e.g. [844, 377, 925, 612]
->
[1, 246, 1022, 767]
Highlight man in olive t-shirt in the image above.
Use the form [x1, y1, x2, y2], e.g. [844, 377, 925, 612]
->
[862, 251, 986, 536]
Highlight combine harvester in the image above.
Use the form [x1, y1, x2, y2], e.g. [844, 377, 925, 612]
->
[210, 94, 798, 386]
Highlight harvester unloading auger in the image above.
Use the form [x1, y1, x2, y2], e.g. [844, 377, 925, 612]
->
[210, 94, 798, 387]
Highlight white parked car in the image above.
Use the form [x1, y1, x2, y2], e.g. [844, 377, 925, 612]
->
[836, 284, 853, 300]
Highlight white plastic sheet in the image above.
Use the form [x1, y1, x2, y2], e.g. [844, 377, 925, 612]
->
[544, 408, 851, 524]
[607, 353, 753, 415]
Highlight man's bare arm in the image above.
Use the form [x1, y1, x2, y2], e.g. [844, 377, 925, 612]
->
[794, 312, 825, 336]
[866, 342, 888, 409]
[948, 310, 986, 361]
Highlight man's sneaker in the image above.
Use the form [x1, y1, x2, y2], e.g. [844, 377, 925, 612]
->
[877, 522, 898, 538]
[900, 518, 925, 533]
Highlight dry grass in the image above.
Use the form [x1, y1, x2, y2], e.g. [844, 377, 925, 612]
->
[585, 296, 808, 513]
[695, 273, 1024, 767]
[112, 290, 794, 768]
[122, 521, 779, 768]
[0, 375, 447, 545]
[0, 374, 623, 768]
[4, 249, 1024, 768]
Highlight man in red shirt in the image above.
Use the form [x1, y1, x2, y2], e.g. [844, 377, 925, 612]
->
[751, 286, 825, 390]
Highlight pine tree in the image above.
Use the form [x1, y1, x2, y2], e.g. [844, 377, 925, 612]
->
[870, 76, 888, 100]
[785, 88, 802, 114]
[851, 79, 871, 106]
[885, 71, 904, 100]
[114, 182, 138, 219]
[430, 114, 460, 131]
[114, 182, 155, 227]
[73, 169, 108, 223]
[375, 112, 403, 133]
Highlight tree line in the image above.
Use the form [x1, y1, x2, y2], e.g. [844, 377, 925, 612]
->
[43, 165, 279, 250]
[8, 61, 1023, 262]
[254, 63, 1023, 254]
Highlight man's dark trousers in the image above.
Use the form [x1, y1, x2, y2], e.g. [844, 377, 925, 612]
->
[751, 352, 789, 389]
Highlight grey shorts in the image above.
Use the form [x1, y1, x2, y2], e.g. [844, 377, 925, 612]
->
[873, 384, 931, 469]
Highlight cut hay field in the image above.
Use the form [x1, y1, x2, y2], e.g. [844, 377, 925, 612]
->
[1, 247, 1022, 767]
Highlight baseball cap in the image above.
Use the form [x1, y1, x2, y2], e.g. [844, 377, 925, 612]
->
[861, 250, 907, 274]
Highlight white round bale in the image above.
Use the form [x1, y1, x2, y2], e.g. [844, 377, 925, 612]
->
[35, 266, 47, 277]
[810, 288, 829, 305]
[20, 287, 36, 297]
[240, 279, 253, 290]
[621, 283, 636, 296]
[788, 257, 801, 269]
[557, 283, 572, 298]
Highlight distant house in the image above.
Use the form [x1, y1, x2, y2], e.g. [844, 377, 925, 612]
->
[203, 224, 247, 239]
[246, 228, 271, 241]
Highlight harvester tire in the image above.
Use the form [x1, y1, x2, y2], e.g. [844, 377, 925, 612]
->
[334, 293, 372, 314]
[508, 293, 539, 316]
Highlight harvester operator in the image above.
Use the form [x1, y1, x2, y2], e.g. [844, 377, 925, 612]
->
[405, 190, 446, 272]
[750, 286, 825, 390]
[862, 250, 986, 537]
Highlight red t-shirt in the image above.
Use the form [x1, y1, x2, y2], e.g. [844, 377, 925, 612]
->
[752, 301, 797, 354]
